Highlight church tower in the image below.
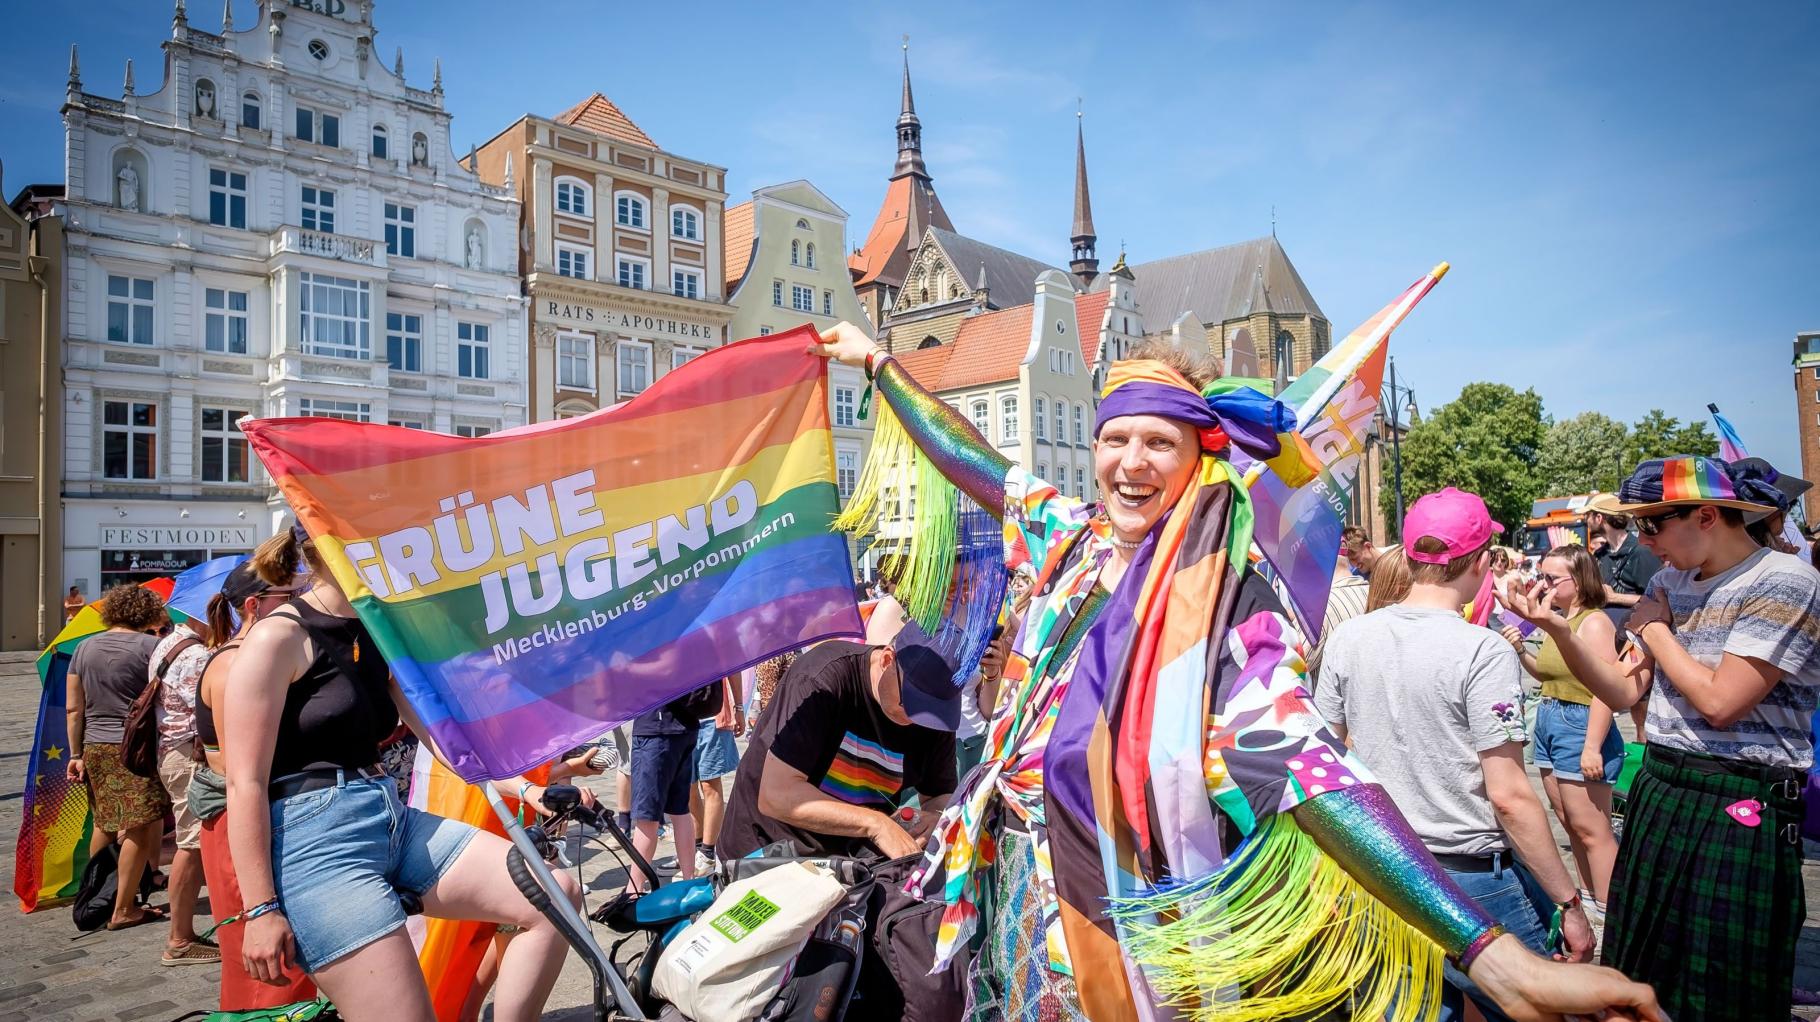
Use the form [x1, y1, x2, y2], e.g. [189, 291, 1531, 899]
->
[849, 38, 955, 334]
[1069, 107, 1099, 289]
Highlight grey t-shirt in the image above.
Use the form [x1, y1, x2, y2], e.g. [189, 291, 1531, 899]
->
[1313, 605, 1528, 856]
[69, 630, 160, 745]
[1644, 548, 1820, 769]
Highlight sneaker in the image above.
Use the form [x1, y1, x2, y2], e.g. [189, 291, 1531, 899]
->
[652, 854, 679, 874]
[161, 940, 222, 967]
[693, 849, 714, 874]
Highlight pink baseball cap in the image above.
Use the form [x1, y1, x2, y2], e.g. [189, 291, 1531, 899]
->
[1403, 487, 1504, 564]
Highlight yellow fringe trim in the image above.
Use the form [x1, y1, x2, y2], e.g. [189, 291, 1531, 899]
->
[1108, 814, 1443, 1022]
[831, 402, 961, 630]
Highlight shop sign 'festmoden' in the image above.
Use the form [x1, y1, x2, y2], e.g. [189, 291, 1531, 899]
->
[241, 328, 862, 782]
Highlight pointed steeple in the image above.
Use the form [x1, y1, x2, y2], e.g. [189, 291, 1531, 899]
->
[123, 59, 135, 96]
[394, 46, 404, 77]
[68, 44, 81, 92]
[1069, 102, 1098, 289]
[222, 0, 232, 31]
[173, 0, 188, 35]
[892, 36, 928, 181]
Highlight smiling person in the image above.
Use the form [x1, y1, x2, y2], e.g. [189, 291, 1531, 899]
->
[812, 322, 1659, 1022]
[1508, 455, 1820, 1022]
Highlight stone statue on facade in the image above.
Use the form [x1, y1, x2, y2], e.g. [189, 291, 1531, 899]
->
[411, 133, 428, 166]
[195, 79, 216, 118]
[116, 163, 140, 211]
[465, 226, 483, 268]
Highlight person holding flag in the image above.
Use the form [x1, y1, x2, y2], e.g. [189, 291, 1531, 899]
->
[812, 320, 1659, 1022]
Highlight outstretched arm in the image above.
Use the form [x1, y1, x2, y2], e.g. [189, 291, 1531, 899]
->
[813, 322, 1010, 514]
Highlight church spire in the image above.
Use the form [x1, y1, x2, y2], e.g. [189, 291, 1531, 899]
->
[892, 36, 929, 181]
[1069, 102, 1098, 289]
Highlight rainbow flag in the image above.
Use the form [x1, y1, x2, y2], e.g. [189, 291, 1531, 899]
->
[1246, 264, 1450, 638]
[1708, 403, 1749, 463]
[242, 328, 862, 783]
[15, 577, 175, 911]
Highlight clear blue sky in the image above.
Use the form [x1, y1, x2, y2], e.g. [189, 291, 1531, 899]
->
[4, 1, 1815, 475]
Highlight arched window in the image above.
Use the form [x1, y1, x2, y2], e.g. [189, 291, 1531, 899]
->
[615, 192, 647, 230]
[918, 336, 941, 349]
[1000, 395, 1019, 443]
[970, 400, 989, 435]
[805, 242, 816, 268]
[670, 204, 700, 240]
[1275, 330, 1295, 372]
[795, 218, 811, 230]
[919, 286, 929, 303]
[1034, 396, 1047, 440]
[1053, 400, 1066, 444]
[241, 91, 262, 130]
[790, 240, 800, 265]
[554, 176, 590, 217]
[371, 124, 388, 160]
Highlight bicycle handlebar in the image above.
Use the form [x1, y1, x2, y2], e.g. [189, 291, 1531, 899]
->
[541, 783, 663, 892]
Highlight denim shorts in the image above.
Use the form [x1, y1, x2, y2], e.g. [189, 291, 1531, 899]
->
[631, 731, 697, 822]
[270, 772, 477, 972]
[694, 720, 740, 780]
[1437, 855, 1552, 1022]
[1533, 697, 1625, 783]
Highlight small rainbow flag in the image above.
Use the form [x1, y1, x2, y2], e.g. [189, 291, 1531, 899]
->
[1661, 454, 1734, 503]
[15, 577, 174, 912]
[243, 327, 863, 783]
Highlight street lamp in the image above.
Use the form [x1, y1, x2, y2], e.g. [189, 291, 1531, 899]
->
[1383, 355, 1419, 536]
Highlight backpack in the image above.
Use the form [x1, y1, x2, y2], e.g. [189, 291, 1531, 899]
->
[668, 679, 727, 729]
[123, 635, 200, 778]
[71, 842, 156, 932]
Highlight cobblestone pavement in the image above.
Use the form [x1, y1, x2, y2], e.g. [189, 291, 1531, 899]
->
[1, 648, 1815, 1019]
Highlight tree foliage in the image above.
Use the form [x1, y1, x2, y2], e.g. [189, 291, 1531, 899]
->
[1625, 409, 1719, 466]
[1537, 411, 1630, 496]
[1381, 382, 1547, 535]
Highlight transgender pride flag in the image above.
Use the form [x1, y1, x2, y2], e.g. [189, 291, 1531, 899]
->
[244, 328, 863, 782]
[1708, 403, 1749, 463]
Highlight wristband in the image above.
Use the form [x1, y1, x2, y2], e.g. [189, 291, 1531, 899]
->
[244, 897, 283, 922]
[864, 350, 893, 381]
[1453, 923, 1507, 973]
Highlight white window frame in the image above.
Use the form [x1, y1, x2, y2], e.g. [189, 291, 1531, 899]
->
[772, 280, 784, 307]
[199, 405, 251, 483]
[822, 290, 833, 316]
[792, 284, 814, 313]
[299, 271, 370, 359]
[388, 417, 426, 430]
[300, 184, 336, 233]
[453, 422, 496, 438]
[294, 106, 339, 147]
[557, 331, 594, 392]
[371, 123, 388, 161]
[1072, 405, 1085, 445]
[383, 201, 415, 258]
[758, 326, 773, 336]
[670, 204, 700, 241]
[790, 240, 801, 266]
[1034, 396, 1047, 441]
[554, 176, 591, 217]
[671, 345, 702, 371]
[385, 310, 423, 373]
[617, 339, 652, 397]
[106, 274, 156, 346]
[102, 399, 159, 480]
[1077, 467, 1087, 499]
[240, 91, 261, 130]
[204, 287, 249, 354]
[834, 386, 856, 428]
[557, 243, 592, 280]
[805, 242, 817, 269]
[1000, 395, 1019, 443]
[1037, 462, 1049, 482]
[299, 397, 371, 422]
[616, 256, 649, 290]
[614, 191, 648, 231]
[457, 321, 491, 380]
[836, 447, 859, 501]
[208, 167, 247, 229]
[1053, 400, 1066, 443]
[672, 267, 701, 300]
[970, 400, 989, 435]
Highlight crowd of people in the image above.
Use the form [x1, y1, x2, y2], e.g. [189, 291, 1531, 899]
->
[49, 315, 1819, 1022]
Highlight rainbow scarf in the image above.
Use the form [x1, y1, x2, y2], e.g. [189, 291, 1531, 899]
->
[242, 328, 863, 782]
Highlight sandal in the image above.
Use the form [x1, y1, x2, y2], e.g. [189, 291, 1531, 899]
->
[162, 940, 223, 967]
[106, 904, 169, 931]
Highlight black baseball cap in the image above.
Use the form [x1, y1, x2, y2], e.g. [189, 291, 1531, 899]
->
[891, 621, 964, 731]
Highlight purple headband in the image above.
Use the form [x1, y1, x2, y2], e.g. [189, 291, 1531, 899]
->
[1093, 382, 1292, 463]
[1093, 383, 1216, 434]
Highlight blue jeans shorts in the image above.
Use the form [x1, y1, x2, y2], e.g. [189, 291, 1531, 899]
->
[1533, 697, 1625, 783]
[631, 731, 698, 822]
[1438, 854, 1552, 1022]
[694, 720, 740, 781]
[270, 771, 477, 972]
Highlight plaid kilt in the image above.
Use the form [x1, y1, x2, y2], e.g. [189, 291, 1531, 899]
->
[1602, 745, 1805, 1022]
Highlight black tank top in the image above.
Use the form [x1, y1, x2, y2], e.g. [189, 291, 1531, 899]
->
[269, 601, 398, 778]
[194, 641, 240, 751]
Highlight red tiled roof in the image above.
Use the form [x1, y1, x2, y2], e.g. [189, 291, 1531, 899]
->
[553, 93, 657, 149]
[1074, 290, 1112, 372]
[848, 176, 953, 288]
[722, 200, 755, 294]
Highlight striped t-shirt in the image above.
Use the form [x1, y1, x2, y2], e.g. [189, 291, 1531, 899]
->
[1646, 548, 1820, 769]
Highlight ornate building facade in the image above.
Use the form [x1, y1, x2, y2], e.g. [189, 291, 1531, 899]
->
[57, 0, 526, 594]
[473, 94, 731, 422]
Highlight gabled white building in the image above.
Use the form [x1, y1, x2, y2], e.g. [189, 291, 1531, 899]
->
[58, 0, 526, 593]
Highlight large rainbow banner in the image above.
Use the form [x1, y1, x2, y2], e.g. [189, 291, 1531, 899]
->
[242, 328, 863, 783]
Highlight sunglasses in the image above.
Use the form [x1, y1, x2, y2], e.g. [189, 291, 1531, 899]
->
[1636, 507, 1695, 536]
[1537, 573, 1572, 587]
